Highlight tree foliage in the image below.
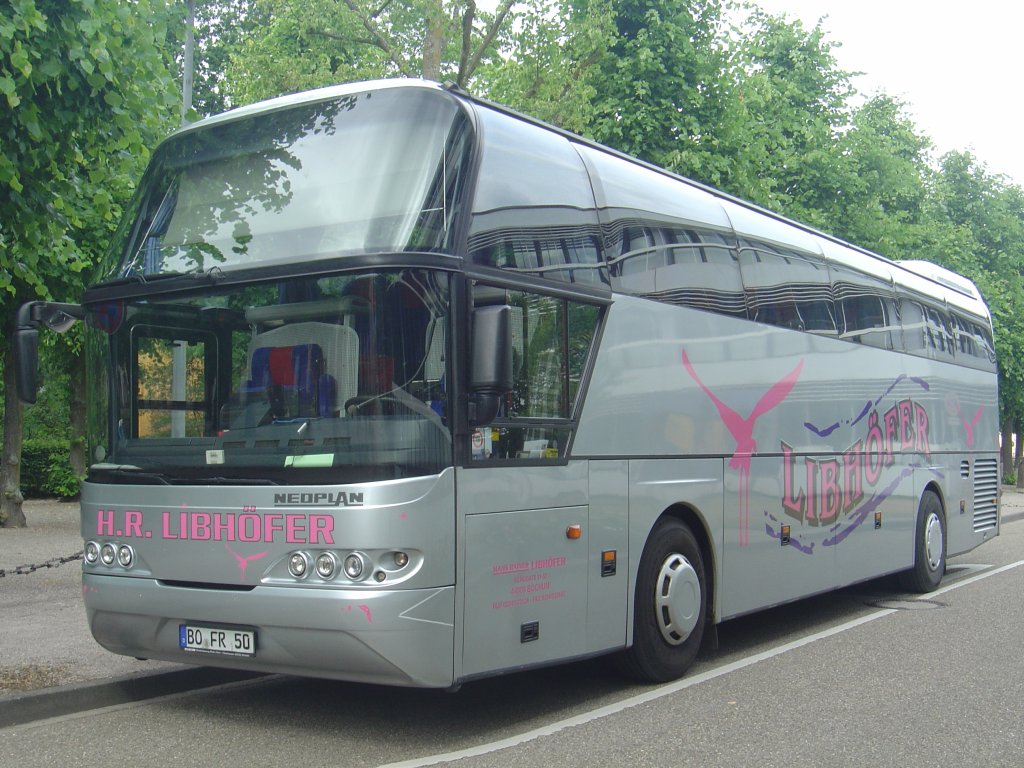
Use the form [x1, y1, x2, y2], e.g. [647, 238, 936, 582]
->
[175, 0, 265, 116]
[474, 0, 616, 133]
[0, 0, 177, 305]
[584, 0, 735, 182]
[0, 0, 177, 526]
[930, 152, 1024, 448]
[218, 0, 519, 107]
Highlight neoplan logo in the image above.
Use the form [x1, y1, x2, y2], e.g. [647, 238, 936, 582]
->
[273, 491, 365, 507]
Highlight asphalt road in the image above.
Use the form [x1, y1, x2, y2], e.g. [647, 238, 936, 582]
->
[2, 515, 1022, 768]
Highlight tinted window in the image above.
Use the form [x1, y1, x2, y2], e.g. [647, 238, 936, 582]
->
[114, 88, 472, 278]
[468, 109, 605, 285]
[579, 146, 742, 314]
[738, 239, 836, 333]
[89, 269, 454, 485]
[830, 262, 898, 349]
[897, 298, 927, 352]
[471, 289, 600, 461]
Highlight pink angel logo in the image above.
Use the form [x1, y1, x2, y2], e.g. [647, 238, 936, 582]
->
[344, 604, 373, 623]
[225, 543, 269, 582]
[682, 349, 804, 546]
[957, 403, 983, 448]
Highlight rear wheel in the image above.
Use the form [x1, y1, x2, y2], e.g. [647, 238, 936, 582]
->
[618, 518, 707, 682]
[899, 491, 946, 593]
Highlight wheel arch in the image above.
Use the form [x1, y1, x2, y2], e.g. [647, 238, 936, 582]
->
[920, 480, 947, 519]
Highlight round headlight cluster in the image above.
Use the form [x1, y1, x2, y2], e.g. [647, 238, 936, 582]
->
[284, 549, 413, 583]
[85, 541, 135, 570]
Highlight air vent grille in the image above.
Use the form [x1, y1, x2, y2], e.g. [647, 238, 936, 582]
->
[972, 458, 999, 532]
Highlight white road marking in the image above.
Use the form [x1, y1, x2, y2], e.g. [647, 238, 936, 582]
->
[378, 558, 1024, 768]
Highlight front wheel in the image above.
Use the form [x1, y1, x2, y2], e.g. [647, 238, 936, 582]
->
[617, 518, 707, 682]
[899, 491, 946, 593]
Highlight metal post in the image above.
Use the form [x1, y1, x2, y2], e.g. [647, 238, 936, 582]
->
[174, 0, 197, 436]
[182, 0, 195, 124]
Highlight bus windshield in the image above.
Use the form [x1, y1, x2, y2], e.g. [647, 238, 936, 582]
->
[84, 269, 452, 485]
[107, 86, 470, 278]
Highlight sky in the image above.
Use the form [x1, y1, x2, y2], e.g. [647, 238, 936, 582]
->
[742, 0, 1024, 187]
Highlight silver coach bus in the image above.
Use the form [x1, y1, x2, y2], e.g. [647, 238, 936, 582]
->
[15, 79, 999, 687]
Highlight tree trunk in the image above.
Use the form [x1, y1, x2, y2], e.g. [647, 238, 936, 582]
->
[1, 341, 27, 528]
[69, 349, 87, 480]
[1000, 418, 1014, 482]
[421, 3, 444, 81]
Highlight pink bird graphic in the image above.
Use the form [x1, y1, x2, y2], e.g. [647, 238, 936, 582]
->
[955, 402, 983, 448]
[682, 349, 804, 546]
[225, 543, 269, 582]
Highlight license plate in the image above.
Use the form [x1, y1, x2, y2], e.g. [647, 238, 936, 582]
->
[179, 623, 256, 657]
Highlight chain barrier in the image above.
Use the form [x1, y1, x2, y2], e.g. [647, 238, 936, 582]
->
[0, 551, 83, 578]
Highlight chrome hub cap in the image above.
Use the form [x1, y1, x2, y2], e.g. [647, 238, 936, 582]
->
[655, 553, 701, 645]
[924, 512, 944, 572]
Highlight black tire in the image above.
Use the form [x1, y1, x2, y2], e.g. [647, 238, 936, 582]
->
[617, 518, 707, 682]
[899, 491, 946, 593]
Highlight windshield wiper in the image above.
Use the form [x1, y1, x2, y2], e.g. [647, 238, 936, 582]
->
[197, 476, 278, 486]
[92, 465, 279, 486]
[94, 271, 188, 290]
[100, 266, 228, 288]
[90, 465, 172, 485]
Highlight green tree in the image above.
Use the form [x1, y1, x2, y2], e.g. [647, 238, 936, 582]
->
[172, 0, 266, 116]
[720, 10, 853, 225]
[579, 0, 735, 185]
[831, 95, 933, 257]
[0, 0, 178, 527]
[475, 0, 617, 133]
[929, 152, 1024, 475]
[222, 0, 519, 107]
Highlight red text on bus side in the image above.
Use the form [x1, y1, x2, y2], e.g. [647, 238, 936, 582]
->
[781, 398, 930, 525]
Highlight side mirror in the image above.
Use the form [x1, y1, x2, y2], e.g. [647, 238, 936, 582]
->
[469, 304, 513, 425]
[13, 301, 85, 404]
[14, 325, 40, 405]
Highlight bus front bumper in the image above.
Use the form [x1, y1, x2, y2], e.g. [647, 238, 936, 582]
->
[82, 573, 456, 688]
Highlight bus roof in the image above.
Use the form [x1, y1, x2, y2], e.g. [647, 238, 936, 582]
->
[172, 78, 446, 139]
[170, 78, 989, 320]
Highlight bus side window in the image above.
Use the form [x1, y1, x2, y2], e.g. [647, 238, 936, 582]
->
[467, 109, 605, 286]
[839, 295, 892, 348]
[973, 321, 997, 364]
[898, 299, 927, 352]
[471, 290, 600, 462]
[738, 240, 835, 333]
[922, 306, 955, 358]
[952, 314, 976, 357]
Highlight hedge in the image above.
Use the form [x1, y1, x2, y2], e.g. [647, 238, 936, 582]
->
[20, 440, 80, 499]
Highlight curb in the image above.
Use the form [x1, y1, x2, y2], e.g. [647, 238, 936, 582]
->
[0, 667, 266, 729]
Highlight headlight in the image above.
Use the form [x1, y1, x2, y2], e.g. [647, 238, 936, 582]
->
[343, 552, 367, 581]
[100, 543, 116, 566]
[315, 552, 336, 579]
[117, 545, 134, 568]
[288, 552, 308, 578]
[84, 541, 100, 564]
